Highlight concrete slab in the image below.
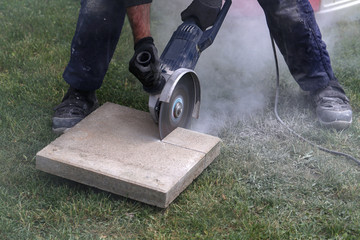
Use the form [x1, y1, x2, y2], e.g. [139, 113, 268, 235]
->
[36, 102, 221, 208]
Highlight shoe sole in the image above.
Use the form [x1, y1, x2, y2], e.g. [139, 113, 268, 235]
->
[52, 127, 69, 134]
[318, 119, 352, 130]
[52, 117, 83, 134]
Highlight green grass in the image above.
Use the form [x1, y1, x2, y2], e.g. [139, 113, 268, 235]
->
[1, 0, 360, 239]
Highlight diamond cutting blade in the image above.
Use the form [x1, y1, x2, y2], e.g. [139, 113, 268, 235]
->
[159, 75, 195, 139]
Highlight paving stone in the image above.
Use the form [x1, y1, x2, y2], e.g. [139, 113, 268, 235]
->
[36, 102, 221, 208]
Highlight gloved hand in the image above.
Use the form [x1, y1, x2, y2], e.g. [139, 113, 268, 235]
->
[181, 0, 222, 31]
[129, 37, 165, 94]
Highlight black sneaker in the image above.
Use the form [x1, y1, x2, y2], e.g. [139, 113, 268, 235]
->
[52, 87, 99, 133]
[312, 80, 352, 130]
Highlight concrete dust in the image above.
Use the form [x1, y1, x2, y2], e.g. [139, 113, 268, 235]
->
[152, 0, 277, 135]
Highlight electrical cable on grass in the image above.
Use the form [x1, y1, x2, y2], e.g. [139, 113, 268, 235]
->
[270, 35, 360, 166]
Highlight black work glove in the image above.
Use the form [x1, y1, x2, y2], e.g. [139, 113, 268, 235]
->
[181, 0, 222, 31]
[129, 37, 165, 94]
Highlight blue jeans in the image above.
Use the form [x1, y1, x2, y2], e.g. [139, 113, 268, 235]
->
[63, 0, 126, 91]
[258, 0, 335, 91]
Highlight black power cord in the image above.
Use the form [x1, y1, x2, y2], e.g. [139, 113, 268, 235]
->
[270, 35, 360, 166]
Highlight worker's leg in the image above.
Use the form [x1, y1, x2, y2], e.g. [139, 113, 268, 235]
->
[53, 0, 126, 133]
[63, 0, 126, 91]
[257, 0, 333, 91]
[257, 0, 352, 129]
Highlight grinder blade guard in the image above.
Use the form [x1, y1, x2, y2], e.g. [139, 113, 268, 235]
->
[149, 0, 232, 139]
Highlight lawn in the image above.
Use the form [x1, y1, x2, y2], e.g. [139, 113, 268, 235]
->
[1, 0, 360, 239]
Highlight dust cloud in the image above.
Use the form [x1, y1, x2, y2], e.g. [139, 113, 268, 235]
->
[151, 1, 278, 135]
[150, 1, 359, 136]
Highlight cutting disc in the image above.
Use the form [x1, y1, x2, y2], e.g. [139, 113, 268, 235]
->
[159, 76, 195, 139]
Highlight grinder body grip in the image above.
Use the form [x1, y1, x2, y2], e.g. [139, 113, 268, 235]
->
[160, 0, 232, 72]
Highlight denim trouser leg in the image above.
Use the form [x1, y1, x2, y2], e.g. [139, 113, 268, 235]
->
[63, 0, 126, 91]
[257, 0, 335, 92]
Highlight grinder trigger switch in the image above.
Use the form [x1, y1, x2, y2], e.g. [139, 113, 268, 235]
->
[129, 37, 165, 95]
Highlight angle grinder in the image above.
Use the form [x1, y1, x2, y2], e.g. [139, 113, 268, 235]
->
[137, 0, 231, 139]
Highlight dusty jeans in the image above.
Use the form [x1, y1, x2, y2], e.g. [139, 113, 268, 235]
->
[63, 0, 126, 91]
[258, 0, 335, 91]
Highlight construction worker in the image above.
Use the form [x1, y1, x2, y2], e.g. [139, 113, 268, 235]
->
[53, 0, 352, 134]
